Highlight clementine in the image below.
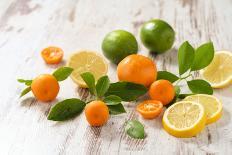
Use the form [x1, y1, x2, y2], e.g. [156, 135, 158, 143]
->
[137, 100, 163, 119]
[149, 80, 175, 105]
[31, 74, 59, 102]
[117, 54, 157, 87]
[41, 46, 63, 64]
[85, 101, 109, 126]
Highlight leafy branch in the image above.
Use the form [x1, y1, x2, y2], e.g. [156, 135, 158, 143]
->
[47, 72, 148, 121]
[18, 67, 73, 97]
[157, 41, 215, 105]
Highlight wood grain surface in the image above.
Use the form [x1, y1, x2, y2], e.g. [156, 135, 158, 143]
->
[0, 0, 232, 154]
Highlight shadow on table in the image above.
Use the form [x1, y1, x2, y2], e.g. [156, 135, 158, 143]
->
[44, 60, 66, 69]
[148, 47, 178, 68]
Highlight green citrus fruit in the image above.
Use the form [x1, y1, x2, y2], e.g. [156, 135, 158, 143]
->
[140, 19, 175, 53]
[102, 30, 138, 64]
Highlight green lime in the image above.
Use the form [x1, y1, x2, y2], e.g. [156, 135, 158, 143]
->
[140, 19, 175, 53]
[102, 30, 138, 64]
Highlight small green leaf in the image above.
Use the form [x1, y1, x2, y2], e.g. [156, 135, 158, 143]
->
[52, 67, 73, 81]
[174, 86, 181, 95]
[96, 76, 110, 97]
[105, 82, 147, 101]
[20, 87, 31, 97]
[187, 79, 213, 95]
[81, 72, 96, 95]
[104, 95, 121, 105]
[48, 98, 86, 121]
[191, 42, 214, 71]
[178, 41, 195, 75]
[157, 71, 179, 83]
[108, 103, 126, 115]
[18, 79, 33, 86]
[125, 120, 145, 139]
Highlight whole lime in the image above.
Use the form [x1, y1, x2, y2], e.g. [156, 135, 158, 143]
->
[102, 30, 138, 64]
[140, 19, 175, 53]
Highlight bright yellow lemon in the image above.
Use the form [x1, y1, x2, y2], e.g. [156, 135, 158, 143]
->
[184, 94, 222, 124]
[67, 51, 108, 87]
[201, 51, 232, 88]
[163, 101, 206, 138]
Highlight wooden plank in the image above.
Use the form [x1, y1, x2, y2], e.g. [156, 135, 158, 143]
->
[0, 0, 231, 154]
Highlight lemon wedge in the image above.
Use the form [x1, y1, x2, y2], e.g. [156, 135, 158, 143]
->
[67, 51, 108, 87]
[163, 101, 206, 138]
[184, 94, 222, 124]
[201, 51, 232, 88]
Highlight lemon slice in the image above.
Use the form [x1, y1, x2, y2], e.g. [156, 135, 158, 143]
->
[201, 51, 232, 88]
[184, 94, 222, 124]
[163, 101, 206, 138]
[67, 51, 108, 87]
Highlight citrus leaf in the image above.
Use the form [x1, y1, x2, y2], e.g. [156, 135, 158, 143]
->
[125, 120, 145, 139]
[191, 42, 214, 71]
[187, 79, 213, 95]
[18, 79, 33, 86]
[96, 75, 110, 97]
[104, 95, 121, 105]
[157, 71, 179, 83]
[107, 103, 126, 115]
[48, 98, 86, 121]
[105, 82, 147, 101]
[81, 72, 96, 95]
[178, 41, 195, 75]
[52, 67, 73, 81]
[20, 87, 31, 97]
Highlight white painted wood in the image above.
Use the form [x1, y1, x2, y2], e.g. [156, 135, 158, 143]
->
[0, 0, 232, 154]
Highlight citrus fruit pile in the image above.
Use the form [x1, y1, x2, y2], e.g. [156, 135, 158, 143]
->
[18, 18, 230, 139]
[163, 94, 222, 138]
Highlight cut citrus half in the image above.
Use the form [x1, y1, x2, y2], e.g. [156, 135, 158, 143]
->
[137, 100, 163, 119]
[41, 46, 63, 64]
[163, 101, 206, 138]
[184, 94, 222, 124]
[67, 51, 108, 87]
[200, 51, 232, 88]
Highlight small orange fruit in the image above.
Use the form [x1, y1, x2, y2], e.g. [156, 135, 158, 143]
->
[41, 46, 63, 64]
[137, 100, 163, 119]
[149, 80, 175, 105]
[85, 100, 109, 126]
[31, 74, 59, 102]
[117, 54, 157, 87]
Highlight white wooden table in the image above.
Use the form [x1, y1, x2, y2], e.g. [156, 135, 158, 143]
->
[0, 0, 232, 154]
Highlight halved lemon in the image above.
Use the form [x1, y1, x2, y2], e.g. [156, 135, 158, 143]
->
[67, 51, 108, 87]
[201, 51, 232, 88]
[184, 94, 222, 124]
[163, 101, 206, 138]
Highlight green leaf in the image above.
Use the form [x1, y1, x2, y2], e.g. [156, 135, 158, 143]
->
[96, 76, 110, 97]
[52, 67, 73, 81]
[17, 79, 33, 86]
[191, 42, 214, 71]
[178, 41, 195, 75]
[107, 103, 126, 115]
[104, 95, 121, 105]
[174, 86, 181, 95]
[125, 120, 145, 139]
[81, 72, 96, 95]
[187, 79, 213, 95]
[20, 87, 31, 97]
[48, 98, 86, 121]
[105, 82, 147, 101]
[157, 71, 179, 83]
